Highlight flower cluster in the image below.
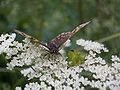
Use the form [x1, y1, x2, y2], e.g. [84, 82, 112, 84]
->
[0, 33, 120, 90]
[76, 39, 109, 53]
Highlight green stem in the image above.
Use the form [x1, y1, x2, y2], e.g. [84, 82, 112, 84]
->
[97, 32, 120, 43]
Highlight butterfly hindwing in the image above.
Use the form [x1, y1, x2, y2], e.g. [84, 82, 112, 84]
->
[14, 21, 90, 54]
[14, 29, 48, 49]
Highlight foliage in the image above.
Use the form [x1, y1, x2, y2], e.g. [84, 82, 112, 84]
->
[66, 50, 86, 66]
[0, 0, 120, 90]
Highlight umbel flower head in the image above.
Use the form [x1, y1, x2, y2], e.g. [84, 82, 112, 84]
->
[0, 33, 120, 90]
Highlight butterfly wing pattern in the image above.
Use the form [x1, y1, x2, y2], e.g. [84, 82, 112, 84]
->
[14, 29, 48, 49]
[14, 21, 90, 54]
[47, 21, 90, 53]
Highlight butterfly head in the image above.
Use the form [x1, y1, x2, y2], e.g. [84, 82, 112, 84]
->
[47, 42, 59, 54]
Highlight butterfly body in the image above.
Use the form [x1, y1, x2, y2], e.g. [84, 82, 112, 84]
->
[47, 32, 72, 53]
[14, 21, 90, 54]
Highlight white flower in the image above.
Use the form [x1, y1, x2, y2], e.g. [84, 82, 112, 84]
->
[21, 68, 37, 80]
[24, 82, 41, 90]
[64, 39, 71, 47]
[0, 33, 16, 55]
[15, 87, 22, 90]
[0, 33, 120, 90]
[111, 55, 120, 62]
[76, 39, 109, 53]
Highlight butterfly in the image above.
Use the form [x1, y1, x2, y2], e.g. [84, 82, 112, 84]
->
[14, 21, 90, 54]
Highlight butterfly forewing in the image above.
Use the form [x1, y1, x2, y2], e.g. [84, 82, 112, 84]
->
[47, 21, 90, 52]
[14, 21, 90, 54]
[14, 29, 49, 49]
[47, 32, 72, 50]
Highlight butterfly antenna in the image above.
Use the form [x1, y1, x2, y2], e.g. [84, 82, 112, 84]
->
[71, 21, 91, 34]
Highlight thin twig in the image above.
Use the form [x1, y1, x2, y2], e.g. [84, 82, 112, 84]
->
[97, 32, 120, 43]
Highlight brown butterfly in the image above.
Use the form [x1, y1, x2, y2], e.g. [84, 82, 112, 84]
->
[14, 21, 90, 54]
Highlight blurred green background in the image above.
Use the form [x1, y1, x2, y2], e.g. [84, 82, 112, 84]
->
[0, 0, 120, 89]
